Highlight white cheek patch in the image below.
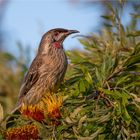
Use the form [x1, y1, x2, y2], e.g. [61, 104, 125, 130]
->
[41, 43, 50, 55]
[41, 37, 52, 54]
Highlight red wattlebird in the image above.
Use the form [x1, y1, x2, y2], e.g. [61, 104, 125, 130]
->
[13, 28, 79, 112]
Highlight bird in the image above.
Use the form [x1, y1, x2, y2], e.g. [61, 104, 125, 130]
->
[13, 28, 79, 113]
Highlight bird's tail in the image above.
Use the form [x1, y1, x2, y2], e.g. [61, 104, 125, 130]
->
[11, 101, 21, 114]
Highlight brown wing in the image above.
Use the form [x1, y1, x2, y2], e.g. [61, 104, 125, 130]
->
[12, 55, 43, 112]
[18, 55, 43, 99]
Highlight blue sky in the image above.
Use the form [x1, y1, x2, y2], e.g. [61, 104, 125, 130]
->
[3, 0, 102, 57]
[2, 0, 135, 59]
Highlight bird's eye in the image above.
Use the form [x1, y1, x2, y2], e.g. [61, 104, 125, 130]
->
[54, 32, 59, 37]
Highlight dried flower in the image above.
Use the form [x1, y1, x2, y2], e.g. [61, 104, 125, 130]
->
[5, 124, 39, 140]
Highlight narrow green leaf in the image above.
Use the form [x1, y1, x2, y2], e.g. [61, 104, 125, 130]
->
[130, 13, 140, 19]
[121, 106, 131, 126]
[125, 54, 140, 67]
[79, 79, 86, 92]
[127, 30, 140, 37]
[80, 66, 93, 85]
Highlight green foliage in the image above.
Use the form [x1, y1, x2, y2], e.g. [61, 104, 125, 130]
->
[1, 1, 140, 140]
[57, 2, 140, 139]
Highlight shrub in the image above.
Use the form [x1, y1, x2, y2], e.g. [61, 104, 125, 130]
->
[1, 1, 140, 140]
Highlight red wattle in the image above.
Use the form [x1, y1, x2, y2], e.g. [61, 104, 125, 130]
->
[54, 42, 61, 49]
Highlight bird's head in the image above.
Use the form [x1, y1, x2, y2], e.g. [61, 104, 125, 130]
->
[38, 28, 79, 53]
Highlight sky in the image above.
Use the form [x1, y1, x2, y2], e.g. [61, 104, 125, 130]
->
[1, 0, 136, 60]
[3, 0, 102, 58]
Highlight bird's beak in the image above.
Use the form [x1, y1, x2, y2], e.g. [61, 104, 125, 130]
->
[60, 30, 79, 42]
[67, 30, 80, 35]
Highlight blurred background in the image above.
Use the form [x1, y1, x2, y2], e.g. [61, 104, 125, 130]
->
[0, 0, 139, 114]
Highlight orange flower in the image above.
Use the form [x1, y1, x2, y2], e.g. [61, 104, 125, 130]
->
[5, 124, 39, 140]
[42, 94, 62, 119]
[20, 103, 45, 122]
[20, 94, 62, 122]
